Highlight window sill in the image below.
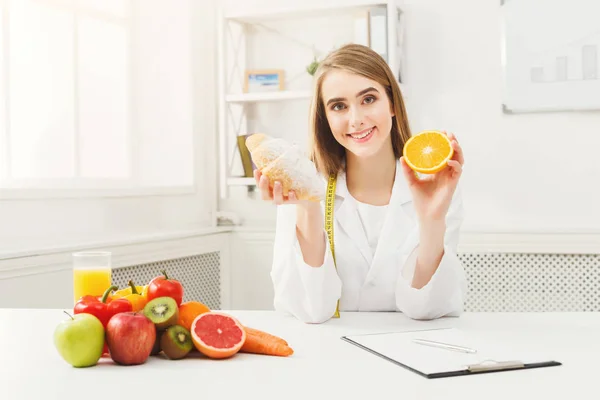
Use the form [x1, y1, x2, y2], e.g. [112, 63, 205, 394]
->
[0, 226, 234, 261]
[0, 185, 197, 200]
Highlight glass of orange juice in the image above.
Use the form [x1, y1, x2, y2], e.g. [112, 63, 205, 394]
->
[72, 251, 112, 304]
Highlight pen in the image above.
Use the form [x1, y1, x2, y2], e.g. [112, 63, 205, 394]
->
[412, 338, 477, 354]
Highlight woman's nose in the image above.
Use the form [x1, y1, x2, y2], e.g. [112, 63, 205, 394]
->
[350, 107, 364, 129]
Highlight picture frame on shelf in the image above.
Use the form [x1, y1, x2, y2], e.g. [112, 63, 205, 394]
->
[244, 69, 285, 93]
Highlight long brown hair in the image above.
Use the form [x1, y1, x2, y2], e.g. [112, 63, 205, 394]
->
[308, 44, 411, 177]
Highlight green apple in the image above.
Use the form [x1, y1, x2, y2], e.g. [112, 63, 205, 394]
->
[54, 312, 105, 368]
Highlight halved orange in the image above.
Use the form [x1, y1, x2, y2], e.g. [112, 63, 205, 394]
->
[403, 130, 454, 174]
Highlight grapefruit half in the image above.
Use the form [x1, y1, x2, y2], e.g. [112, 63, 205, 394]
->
[190, 311, 246, 359]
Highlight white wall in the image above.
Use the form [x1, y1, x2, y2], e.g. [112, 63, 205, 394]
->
[229, 229, 275, 310]
[0, 0, 219, 256]
[220, 0, 600, 235]
[401, 0, 600, 234]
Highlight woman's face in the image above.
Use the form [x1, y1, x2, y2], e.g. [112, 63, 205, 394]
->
[321, 69, 394, 160]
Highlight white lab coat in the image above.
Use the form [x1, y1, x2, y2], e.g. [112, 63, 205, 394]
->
[270, 159, 467, 324]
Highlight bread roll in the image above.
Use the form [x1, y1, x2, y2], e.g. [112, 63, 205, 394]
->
[246, 133, 325, 201]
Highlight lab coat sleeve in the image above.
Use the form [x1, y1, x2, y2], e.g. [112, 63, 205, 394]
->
[270, 204, 343, 324]
[395, 186, 467, 320]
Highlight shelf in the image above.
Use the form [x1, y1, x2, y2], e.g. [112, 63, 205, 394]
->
[228, 177, 256, 186]
[226, 90, 312, 103]
[223, 0, 402, 22]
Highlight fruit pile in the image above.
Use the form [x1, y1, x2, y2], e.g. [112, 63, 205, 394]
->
[54, 270, 294, 368]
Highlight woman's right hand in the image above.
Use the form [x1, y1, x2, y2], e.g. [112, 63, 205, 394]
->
[254, 169, 303, 205]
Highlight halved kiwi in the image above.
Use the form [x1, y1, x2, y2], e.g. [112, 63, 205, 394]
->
[143, 296, 179, 330]
[161, 325, 193, 360]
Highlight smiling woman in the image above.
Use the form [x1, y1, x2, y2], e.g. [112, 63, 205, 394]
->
[255, 43, 467, 324]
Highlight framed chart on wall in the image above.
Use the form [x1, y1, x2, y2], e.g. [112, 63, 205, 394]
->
[501, 0, 600, 113]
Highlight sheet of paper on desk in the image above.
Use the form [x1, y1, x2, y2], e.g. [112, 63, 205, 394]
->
[343, 328, 556, 375]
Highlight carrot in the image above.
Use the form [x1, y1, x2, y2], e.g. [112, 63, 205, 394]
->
[241, 327, 294, 357]
[244, 326, 288, 346]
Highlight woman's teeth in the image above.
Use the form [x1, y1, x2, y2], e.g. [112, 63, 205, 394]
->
[349, 128, 373, 139]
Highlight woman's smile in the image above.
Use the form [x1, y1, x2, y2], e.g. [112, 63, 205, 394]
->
[347, 127, 376, 143]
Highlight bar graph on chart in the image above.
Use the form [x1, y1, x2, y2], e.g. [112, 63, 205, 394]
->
[502, 0, 600, 112]
[530, 40, 598, 84]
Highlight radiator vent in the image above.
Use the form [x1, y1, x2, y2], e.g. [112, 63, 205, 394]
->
[460, 253, 600, 312]
[112, 252, 221, 310]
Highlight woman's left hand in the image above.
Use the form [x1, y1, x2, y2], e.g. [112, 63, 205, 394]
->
[399, 131, 464, 224]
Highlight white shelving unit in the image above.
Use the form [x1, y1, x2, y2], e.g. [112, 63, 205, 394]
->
[226, 90, 312, 103]
[228, 177, 256, 186]
[217, 0, 406, 199]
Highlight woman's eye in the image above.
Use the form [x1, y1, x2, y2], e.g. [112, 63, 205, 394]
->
[364, 96, 376, 104]
[332, 103, 345, 111]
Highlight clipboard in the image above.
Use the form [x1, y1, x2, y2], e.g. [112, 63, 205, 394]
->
[341, 328, 562, 379]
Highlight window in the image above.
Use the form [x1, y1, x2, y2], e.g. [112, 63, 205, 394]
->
[0, 0, 194, 196]
[0, 0, 215, 256]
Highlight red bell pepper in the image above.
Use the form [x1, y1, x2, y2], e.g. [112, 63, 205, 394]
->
[74, 285, 133, 327]
[147, 270, 184, 306]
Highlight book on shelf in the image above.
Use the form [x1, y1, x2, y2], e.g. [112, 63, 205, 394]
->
[236, 134, 257, 178]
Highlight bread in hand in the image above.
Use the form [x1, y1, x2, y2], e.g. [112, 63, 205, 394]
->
[246, 133, 325, 201]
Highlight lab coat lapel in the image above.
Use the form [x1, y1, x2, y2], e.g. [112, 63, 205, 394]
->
[365, 159, 415, 285]
[333, 173, 373, 267]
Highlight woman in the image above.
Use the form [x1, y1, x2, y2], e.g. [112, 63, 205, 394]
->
[254, 44, 466, 323]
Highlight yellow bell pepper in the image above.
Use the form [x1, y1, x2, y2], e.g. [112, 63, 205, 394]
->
[113, 280, 148, 312]
[112, 281, 146, 298]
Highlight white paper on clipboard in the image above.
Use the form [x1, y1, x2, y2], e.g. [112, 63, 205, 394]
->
[342, 328, 561, 377]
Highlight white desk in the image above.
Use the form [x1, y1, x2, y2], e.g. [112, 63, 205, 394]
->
[2, 309, 598, 400]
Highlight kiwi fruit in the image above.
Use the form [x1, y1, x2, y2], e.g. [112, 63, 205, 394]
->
[143, 297, 179, 330]
[150, 327, 162, 355]
[161, 325, 193, 360]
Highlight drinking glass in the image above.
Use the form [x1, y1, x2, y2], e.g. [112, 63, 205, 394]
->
[72, 251, 112, 304]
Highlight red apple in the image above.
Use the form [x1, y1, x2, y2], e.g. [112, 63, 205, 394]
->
[106, 312, 155, 365]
